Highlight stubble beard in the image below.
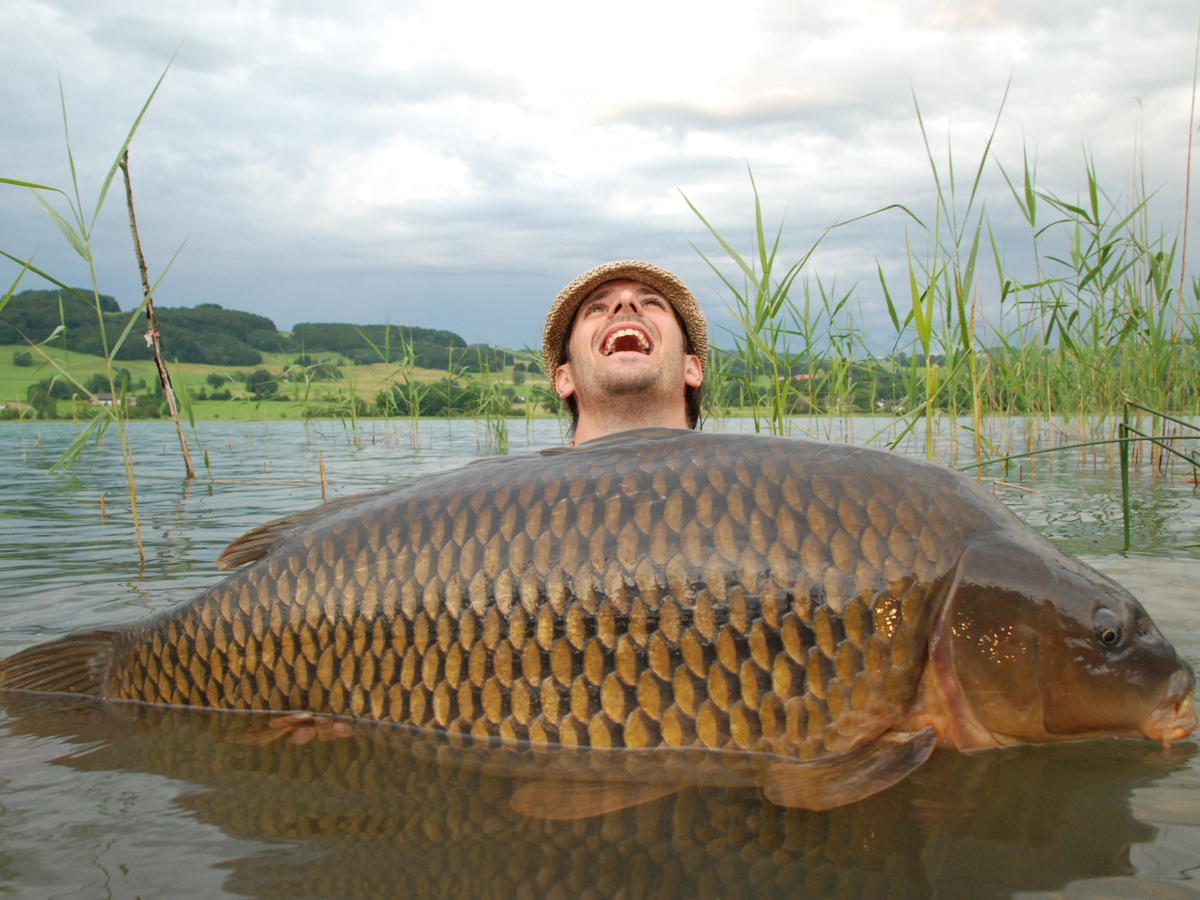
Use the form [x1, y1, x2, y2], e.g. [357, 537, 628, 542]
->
[577, 356, 681, 424]
[595, 362, 662, 396]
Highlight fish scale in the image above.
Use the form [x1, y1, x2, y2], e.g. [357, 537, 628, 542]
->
[98, 430, 957, 765]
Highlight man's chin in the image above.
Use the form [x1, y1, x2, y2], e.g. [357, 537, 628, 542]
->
[594, 368, 662, 394]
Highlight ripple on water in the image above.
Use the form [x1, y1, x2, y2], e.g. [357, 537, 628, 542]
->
[1, 420, 1199, 900]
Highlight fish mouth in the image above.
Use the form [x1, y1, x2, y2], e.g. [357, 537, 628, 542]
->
[1141, 668, 1198, 745]
[601, 325, 653, 356]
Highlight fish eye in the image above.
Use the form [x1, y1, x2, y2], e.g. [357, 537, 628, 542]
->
[1093, 607, 1124, 649]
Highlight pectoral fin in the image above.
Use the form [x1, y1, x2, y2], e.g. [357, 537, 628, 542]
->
[764, 728, 938, 811]
[511, 779, 682, 820]
[211, 713, 356, 746]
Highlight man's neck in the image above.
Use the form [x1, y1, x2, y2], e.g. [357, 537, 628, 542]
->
[572, 400, 691, 444]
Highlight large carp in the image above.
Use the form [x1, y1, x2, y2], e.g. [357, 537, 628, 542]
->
[0, 428, 1194, 816]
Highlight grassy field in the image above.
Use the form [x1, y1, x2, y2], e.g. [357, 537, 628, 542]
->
[0, 344, 542, 421]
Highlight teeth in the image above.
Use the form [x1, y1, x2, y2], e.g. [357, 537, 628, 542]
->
[603, 328, 651, 355]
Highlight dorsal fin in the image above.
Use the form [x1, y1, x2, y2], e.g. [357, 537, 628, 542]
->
[215, 486, 395, 570]
[0, 627, 126, 697]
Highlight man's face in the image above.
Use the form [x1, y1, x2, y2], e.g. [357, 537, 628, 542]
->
[554, 279, 702, 408]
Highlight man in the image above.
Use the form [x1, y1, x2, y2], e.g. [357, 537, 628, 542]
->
[542, 260, 708, 444]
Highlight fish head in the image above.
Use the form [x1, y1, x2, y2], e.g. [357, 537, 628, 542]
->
[932, 539, 1196, 750]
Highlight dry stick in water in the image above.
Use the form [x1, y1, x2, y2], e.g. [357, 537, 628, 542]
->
[119, 150, 196, 479]
[992, 480, 1037, 494]
[318, 451, 327, 502]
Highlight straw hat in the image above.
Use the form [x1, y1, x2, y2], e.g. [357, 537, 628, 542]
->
[541, 260, 708, 383]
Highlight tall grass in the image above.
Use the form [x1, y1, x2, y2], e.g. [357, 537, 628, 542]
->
[0, 67, 175, 562]
[469, 350, 510, 454]
[355, 326, 426, 448]
[690, 99, 1200, 473]
[684, 169, 831, 436]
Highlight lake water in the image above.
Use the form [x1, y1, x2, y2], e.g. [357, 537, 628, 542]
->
[1, 418, 1199, 899]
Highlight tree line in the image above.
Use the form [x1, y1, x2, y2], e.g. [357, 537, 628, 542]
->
[0, 289, 474, 369]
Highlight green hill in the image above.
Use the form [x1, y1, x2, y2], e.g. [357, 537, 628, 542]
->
[0, 290, 471, 369]
[290, 323, 468, 369]
[0, 288, 120, 344]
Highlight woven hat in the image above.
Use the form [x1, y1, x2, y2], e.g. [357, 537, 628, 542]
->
[542, 260, 708, 383]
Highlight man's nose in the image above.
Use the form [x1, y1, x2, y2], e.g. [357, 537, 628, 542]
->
[609, 291, 643, 315]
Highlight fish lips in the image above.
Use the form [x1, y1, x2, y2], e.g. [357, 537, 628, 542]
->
[1140, 668, 1198, 745]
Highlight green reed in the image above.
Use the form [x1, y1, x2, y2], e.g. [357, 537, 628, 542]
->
[512, 347, 549, 438]
[465, 349, 510, 454]
[361, 326, 427, 448]
[394, 334, 427, 447]
[684, 168, 846, 436]
[0, 65, 175, 562]
[692, 96, 1200, 471]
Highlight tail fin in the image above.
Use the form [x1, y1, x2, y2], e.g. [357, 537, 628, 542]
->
[0, 627, 125, 697]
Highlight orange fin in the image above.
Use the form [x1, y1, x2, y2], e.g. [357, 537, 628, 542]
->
[0, 627, 126, 696]
[211, 713, 356, 746]
[510, 779, 682, 820]
[764, 728, 938, 811]
[216, 487, 394, 569]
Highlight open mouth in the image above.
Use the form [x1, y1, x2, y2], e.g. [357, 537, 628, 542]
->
[602, 327, 652, 356]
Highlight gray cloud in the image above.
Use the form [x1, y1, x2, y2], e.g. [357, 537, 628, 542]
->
[1, 0, 1196, 352]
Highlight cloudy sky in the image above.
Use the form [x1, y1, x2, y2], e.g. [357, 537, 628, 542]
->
[0, 0, 1196, 352]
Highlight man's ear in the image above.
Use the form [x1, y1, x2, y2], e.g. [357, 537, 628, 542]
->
[683, 355, 702, 389]
[554, 363, 576, 399]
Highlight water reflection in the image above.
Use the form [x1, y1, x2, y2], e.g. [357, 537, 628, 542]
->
[0, 694, 1191, 900]
[3, 421, 1199, 898]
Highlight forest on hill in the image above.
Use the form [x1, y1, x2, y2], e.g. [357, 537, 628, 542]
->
[290, 323, 469, 369]
[0, 289, 473, 369]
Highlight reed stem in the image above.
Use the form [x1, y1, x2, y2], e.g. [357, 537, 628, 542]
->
[119, 151, 195, 479]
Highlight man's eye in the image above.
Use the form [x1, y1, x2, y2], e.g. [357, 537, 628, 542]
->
[645, 298, 666, 308]
[584, 303, 607, 315]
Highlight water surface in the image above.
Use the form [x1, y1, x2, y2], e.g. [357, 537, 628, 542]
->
[1, 419, 1198, 899]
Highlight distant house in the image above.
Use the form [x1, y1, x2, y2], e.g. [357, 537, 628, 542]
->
[91, 393, 139, 407]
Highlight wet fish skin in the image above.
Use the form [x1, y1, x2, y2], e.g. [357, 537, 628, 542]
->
[0, 428, 1192, 807]
[110, 430, 974, 755]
